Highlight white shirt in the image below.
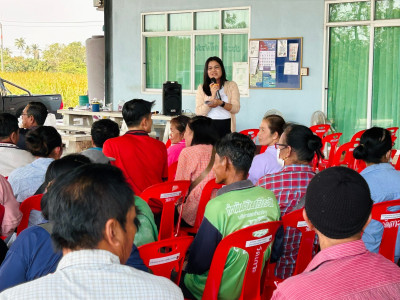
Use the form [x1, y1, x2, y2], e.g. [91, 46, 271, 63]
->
[207, 86, 231, 120]
[0, 249, 183, 300]
[0, 143, 35, 177]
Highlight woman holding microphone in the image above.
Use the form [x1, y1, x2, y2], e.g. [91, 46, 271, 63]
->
[195, 56, 240, 138]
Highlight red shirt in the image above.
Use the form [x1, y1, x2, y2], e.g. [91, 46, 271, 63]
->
[272, 240, 400, 299]
[103, 130, 168, 195]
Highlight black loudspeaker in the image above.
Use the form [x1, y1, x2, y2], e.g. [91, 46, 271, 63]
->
[162, 81, 182, 116]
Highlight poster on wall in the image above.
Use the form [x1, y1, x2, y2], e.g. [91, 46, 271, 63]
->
[232, 62, 249, 95]
[249, 37, 303, 89]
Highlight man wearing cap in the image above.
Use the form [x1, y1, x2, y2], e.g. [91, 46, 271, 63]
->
[272, 167, 400, 299]
[81, 119, 120, 164]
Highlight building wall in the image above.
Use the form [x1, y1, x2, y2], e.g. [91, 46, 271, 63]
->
[111, 0, 325, 130]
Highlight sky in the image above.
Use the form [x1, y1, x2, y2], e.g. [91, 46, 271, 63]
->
[0, 0, 104, 55]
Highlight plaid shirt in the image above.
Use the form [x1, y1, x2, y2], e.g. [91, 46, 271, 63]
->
[256, 164, 315, 279]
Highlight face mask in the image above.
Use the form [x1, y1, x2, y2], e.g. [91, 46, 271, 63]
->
[276, 148, 285, 168]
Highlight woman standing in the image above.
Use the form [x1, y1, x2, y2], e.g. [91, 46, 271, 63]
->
[195, 56, 240, 138]
[248, 114, 286, 183]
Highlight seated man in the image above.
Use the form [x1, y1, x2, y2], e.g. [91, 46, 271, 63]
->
[181, 132, 281, 300]
[103, 99, 168, 194]
[0, 164, 183, 299]
[272, 167, 400, 299]
[0, 113, 34, 177]
[81, 118, 120, 164]
[17, 101, 48, 150]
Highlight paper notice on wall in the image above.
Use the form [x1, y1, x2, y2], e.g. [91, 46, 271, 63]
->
[262, 70, 276, 88]
[250, 70, 263, 88]
[284, 62, 299, 75]
[258, 40, 276, 70]
[289, 43, 299, 61]
[249, 40, 260, 58]
[277, 40, 287, 57]
[249, 58, 258, 75]
[232, 62, 249, 95]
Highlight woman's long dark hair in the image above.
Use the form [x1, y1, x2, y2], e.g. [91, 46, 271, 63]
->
[202, 56, 227, 96]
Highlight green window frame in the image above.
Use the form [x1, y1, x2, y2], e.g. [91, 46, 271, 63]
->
[142, 7, 250, 94]
[325, 1, 400, 147]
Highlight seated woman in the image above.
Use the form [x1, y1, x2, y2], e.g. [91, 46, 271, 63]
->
[8, 126, 63, 226]
[0, 175, 22, 238]
[353, 127, 400, 262]
[0, 154, 148, 292]
[248, 114, 285, 184]
[256, 124, 323, 279]
[167, 115, 190, 166]
[175, 116, 219, 227]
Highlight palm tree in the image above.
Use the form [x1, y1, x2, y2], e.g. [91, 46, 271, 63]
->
[31, 44, 40, 59]
[3, 48, 12, 57]
[24, 45, 31, 57]
[14, 38, 26, 56]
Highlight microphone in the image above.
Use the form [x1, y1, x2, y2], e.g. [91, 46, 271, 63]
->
[210, 78, 221, 100]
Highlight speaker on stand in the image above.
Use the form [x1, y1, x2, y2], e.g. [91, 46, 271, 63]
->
[162, 81, 182, 116]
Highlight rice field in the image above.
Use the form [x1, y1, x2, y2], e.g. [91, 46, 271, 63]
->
[0, 72, 87, 108]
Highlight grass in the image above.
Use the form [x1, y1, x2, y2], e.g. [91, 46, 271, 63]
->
[0, 71, 87, 108]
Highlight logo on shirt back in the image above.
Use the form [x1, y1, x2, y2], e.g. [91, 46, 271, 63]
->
[225, 197, 275, 217]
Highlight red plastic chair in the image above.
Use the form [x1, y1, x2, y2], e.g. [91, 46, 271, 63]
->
[138, 236, 193, 284]
[315, 132, 343, 171]
[0, 204, 6, 240]
[140, 180, 190, 240]
[331, 141, 359, 169]
[370, 199, 400, 262]
[240, 129, 259, 143]
[17, 194, 43, 235]
[179, 179, 224, 235]
[168, 161, 178, 182]
[350, 129, 366, 143]
[310, 124, 331, 139]
[202, 221, 282, 300]
[263, 209, 317, 298]
[165, 139, 172, 149]
[387, 127, 398, 144]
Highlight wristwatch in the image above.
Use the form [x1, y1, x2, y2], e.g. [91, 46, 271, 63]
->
[220, 101, 226, 108]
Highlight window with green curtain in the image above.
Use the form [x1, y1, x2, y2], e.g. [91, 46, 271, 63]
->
[194, 35, 219, 88]
[222, 34, 248, 80]
[144, 15, 166, 32]
[145, 37, 166, 89]
[195, 11, 219, 30]
[375, 0, 400, 19]
[327, 26, 370, 143]
[168, 13, 192, 31]
[168, 36, 191, 90]
[329, 2, 370, 22]
[372, 26, 400, 147]
[222, 9, 249, 29]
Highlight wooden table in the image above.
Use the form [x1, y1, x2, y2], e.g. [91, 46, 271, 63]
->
[56, 109, 190, 142]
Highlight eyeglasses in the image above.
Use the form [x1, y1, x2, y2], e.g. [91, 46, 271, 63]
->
[275, 143, 289, 150]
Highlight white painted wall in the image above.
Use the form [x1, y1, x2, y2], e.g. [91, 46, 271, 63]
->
[111, 0, 325, 130]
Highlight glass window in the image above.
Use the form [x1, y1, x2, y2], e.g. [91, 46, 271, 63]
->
[195, 35, 220, 88]
[372, 26, 400, 147]
[144, 14, 166, 32]
[145, 37, 166, 89]
[327, 26, 370, 143]
[222, 34, 248, 80]
[375, 0, 400, 19]
[168, 13, 192, 31]
[329, 2, 370, 22]
[195, 11, 219, 30]
[222, 9, 249, 29]
[168, 36, 191, 90]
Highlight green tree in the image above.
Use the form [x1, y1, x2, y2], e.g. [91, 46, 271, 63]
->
[24, 45, 31, 57]
[31, 44, 40, 60]
[14, 38, 26, 56]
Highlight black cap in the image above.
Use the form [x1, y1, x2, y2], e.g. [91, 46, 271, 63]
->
[305, 167, 373, 239]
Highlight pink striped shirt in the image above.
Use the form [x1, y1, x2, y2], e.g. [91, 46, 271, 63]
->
[272, 240, 400, 299]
